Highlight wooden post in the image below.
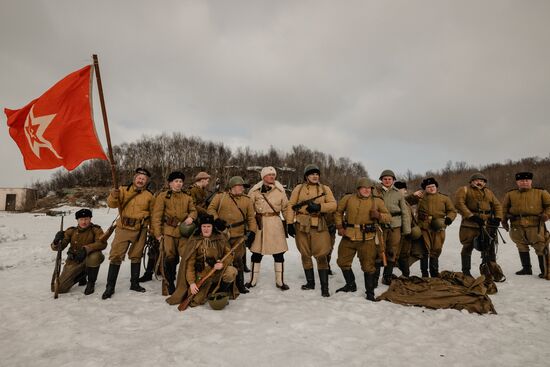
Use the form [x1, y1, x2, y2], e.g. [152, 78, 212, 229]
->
[92, 54, 118, 189]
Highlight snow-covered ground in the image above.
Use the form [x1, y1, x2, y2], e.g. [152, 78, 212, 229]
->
[0, 207, 548, 367]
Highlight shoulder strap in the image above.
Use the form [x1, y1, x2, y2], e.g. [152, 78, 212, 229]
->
[229, 194, 247, 222]
[261, 193, 279, 215]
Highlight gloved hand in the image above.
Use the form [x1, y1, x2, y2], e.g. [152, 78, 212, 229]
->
[306, 202, 321, 214]
[53, 231, 64, 245]
[245, 231, 256, 248]
[370, 209, 380, 220]
[487, 217, 501, 227]
[111, 188, 120, 199]
[287, 223, 296, 238]
[469, 215, 485, 226]
[205, 257, 217, 268]
[444, 217, 453, 226]
[328, 224, 336, 236]
[542, 213, 549, 222]
[501, 218, 509, 231]
[75, 247, 87, 262]
[214, 218, 227, 231]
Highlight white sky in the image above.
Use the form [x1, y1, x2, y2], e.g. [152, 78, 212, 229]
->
[1, 0, 549, 187]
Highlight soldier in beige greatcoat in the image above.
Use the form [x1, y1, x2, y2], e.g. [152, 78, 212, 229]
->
[246, 166, 290, 291]
[51, 209, 106, 296]
[286, 164, 337, 297]
[207, 176, 257, 293]
[102, 168, 155, 299]
[151, 171, 197, 294]
[335, 178, 391, 301]
[502, 171, 550, 278]
[408, 177, 457, 278]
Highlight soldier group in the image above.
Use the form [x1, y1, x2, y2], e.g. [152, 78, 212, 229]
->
[51, 166, 550, 309]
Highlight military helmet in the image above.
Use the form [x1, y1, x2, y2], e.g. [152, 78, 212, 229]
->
[356, 177, 374, 189]
[430, 218, 446, 231]
[379, 169, 396, 180]
[303, 164, 321, 178]
[179, 222, 197, 238]
[410, 225, 422, 240]
[228, 176, 245, 188]
[208, 292, 229, 310]
[469, 172, 487, 182]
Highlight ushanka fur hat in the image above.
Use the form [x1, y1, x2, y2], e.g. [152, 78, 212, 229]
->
[261, 166, 277, 179]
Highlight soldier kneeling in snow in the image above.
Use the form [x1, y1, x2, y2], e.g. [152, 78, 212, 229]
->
[51, 209, 106, 295]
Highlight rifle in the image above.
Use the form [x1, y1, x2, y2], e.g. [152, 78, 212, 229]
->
[204, 178, 221, 208]
[99, 216, 118, 243]
[291, 193, 326, 212]
[178, 236, 246, 312]
[51, 215, 64, 299]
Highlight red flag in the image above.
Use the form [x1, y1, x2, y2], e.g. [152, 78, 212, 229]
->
[5, 65, 108, 170]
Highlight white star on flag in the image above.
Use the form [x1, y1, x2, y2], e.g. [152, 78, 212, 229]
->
[24, 105, 62, 159]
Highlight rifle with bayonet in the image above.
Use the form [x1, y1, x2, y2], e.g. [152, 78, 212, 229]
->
[291, 193, 326, 212]
[51, 215, 64, 299]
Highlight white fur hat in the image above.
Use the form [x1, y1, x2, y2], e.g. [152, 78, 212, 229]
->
[261, 166, 277, 179]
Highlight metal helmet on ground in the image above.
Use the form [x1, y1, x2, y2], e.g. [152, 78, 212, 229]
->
[379, 169, 396, 180]
[179, 222, 197, 238]
[228, 176, 245, 188]
[208, 292, 229, 310]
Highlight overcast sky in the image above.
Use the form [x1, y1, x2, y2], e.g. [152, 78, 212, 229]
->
[1, 0, 549, 187]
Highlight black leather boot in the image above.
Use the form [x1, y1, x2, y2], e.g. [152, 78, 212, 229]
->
[130, 262, 146, 292]
[420, 256, 429, 277]
[382, 261, 395, 285]
[164, 258, 177, 295]
[243, 254, 251, 273]
[336, 269, 356, 292]
[138, 256, 156, 282]
[236, 271, 249, 294]
[319, 269, 330, 297]
[84, 266, 99, 295]
[364, 272, 376, 301]
[461, 254, 472, 277]
[301, 268, 315, 290]
[102, 263, 120, 299]
[373, 262, 381, 288]
[516, 251, 532, 275]
[537, 255, 546, 278]
[77, 271, 87, 286]
[398, 257, 410, 277]
[429, 257, 439, 278]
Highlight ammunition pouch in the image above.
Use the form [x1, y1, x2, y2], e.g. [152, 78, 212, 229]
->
[121, 217, 138, 227]
[346, 223, 376, 233]
[164, 216, 181, 227]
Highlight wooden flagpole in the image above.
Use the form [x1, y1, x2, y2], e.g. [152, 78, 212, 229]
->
[92, 54, 119, 190]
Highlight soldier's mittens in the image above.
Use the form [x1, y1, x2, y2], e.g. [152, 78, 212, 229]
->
[328, 224, 336, 236]
[287, 223, 296, 238]
[444, 217, 453, 226]
[542, 213, 549, 222]
[53, 230, 64, 244]
[488, 217, 501, 227]
[501, 219, 509, 231]
[245, 231, 256, 248]
[205, 257, 217, 268]
[75, 247, 87, 262]
[214, 218, 227, 231]
[470, 215, 485, 226]
[369, 209, 380, 220]
[306, 202, 321, 213]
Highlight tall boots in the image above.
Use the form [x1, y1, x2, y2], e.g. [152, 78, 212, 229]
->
[382, 261, 395, 285]
[130, 262, 146, 292]
[236, 271, 249, 294]
[364, 272, 376, 301]
[537, 255, 546, 278]
[373, 262, 381, 288]
[245, 262, 261, 288]
[336, 269, 356, 292]
[429, 257, 439, 278]
[398, 257, 410, 277]
[102, 263, 120, 299]
[319, 269, 330, 297]
[461, 254, 472, 277]
[275, 262, 289, 290]
[243, 254, 251, 273]
[84, 266, 99, 295]
[301, 268, 315, 290]
[77, 272, 87, 286]
[164, 258, 177, 295]
[420, 256, 429, 277]
[138, 256, 156, 282]
[516, 251, 533, 275]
